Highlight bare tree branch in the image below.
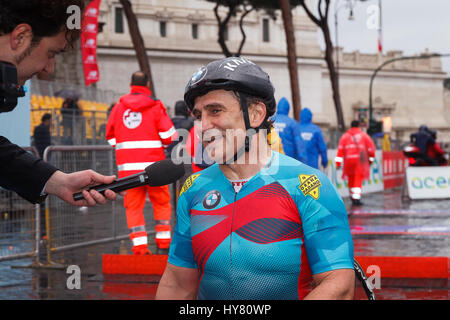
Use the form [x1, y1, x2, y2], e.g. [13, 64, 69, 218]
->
[236, 5, 254, 56]
[214, 2, 236, 57]
[299, 0, 321, 26]
[298, 0, 345, 131]
[119, 0, 155, 94]
[317, 0, 324, 21]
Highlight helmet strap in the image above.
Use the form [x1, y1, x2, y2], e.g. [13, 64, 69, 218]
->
[224, 92, 260, 165]
[240, 92, 256, 152]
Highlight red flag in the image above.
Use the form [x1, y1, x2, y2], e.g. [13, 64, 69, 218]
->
[378, 31, 383, 53]
[81, 0, 101, 86]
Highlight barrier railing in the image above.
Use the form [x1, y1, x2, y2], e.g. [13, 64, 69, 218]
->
[0, 147, 41, 263]
[42, 145, 124, 265]
[30, 109, 110, 146]
[382, 151, 408, 189]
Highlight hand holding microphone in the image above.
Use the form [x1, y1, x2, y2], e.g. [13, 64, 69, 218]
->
[73, 159, 185, 201]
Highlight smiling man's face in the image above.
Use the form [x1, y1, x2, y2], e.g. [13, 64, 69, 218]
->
[192, 89, 248, 164]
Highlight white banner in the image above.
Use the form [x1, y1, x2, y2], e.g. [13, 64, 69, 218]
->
[405, 166, 450, 199]
[324, 150, 384, 198]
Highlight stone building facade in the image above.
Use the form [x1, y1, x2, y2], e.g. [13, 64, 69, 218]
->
[54, 0, 450, 146]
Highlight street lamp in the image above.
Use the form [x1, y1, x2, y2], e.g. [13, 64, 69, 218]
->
[367, 53, 450, 135]
[334, 0, 358, 78]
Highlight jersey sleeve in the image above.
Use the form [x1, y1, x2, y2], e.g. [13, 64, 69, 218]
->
[167, 186, 197, 269]
[296, 171, 354, 275]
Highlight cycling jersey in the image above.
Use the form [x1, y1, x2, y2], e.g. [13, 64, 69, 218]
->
[168, 151, 353, 300]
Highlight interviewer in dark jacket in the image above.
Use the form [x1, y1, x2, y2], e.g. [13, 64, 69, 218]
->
[0, 0, 119, 206]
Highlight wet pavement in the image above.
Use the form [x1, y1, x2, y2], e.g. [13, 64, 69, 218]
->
[0, 187, 449, 300]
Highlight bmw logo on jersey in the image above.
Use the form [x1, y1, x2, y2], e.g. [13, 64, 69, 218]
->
[202, 190, 221, 209]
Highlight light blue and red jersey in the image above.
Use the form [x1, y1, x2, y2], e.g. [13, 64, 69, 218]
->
[168, 152, 354, 300]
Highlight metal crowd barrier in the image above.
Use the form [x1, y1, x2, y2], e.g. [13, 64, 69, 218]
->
[42, 145, 126, 266]
[30, 109, 110, 146]
[41, 145, 184, 267]
[0, 147, 41, 263]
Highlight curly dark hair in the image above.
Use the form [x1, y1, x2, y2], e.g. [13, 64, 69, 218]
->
[0, 0, 86, 47]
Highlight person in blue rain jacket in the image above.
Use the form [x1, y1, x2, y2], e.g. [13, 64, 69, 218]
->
[273, 97, 302, 160]
[297, 108, 328, 169]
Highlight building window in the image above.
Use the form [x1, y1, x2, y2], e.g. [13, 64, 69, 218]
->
[160, 21, 167, 37]
[192, 23, 198, 39]
[262, 18, 269, 42]
[115, 7, 124, 33]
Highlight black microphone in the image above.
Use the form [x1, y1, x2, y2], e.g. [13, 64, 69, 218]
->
[73, 159, 185, 201]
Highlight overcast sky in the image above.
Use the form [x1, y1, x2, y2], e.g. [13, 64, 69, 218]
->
[318, 0, 450, 76]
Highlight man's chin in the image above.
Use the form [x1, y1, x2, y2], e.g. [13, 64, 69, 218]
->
[17, 76, 32, 86]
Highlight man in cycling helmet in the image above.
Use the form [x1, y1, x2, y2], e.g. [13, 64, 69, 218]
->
[156, 57, 354, 300]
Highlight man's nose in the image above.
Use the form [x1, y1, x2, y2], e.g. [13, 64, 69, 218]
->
[43, 58, 55, 74]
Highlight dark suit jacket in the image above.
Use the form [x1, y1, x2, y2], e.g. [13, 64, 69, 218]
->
[33, 123, 51, 158]
[0, 135, 58, 204]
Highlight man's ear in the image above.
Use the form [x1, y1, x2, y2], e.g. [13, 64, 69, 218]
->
[249, 101, 267, 128]
[10, 24, 33, 51]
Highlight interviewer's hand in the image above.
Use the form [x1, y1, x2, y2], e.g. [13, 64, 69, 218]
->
[44, 170, 119, 206]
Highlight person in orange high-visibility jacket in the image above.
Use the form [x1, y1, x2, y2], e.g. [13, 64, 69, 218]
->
[335, 120, 376, 206]
[106, 71, 178, 254]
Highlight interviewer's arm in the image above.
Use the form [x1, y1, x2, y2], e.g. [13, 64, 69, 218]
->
[156, 263, 200, 300]
[44, 170, 118, 206]
[304, 268, 355, 300]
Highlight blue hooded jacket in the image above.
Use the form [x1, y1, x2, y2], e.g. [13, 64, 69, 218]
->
[297, 108, 328, 169]
[273, 97, 302, 160]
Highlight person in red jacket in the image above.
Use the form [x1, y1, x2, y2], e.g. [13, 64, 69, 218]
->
[106, 71, 178, 254]
[426, 128, 447, 166]
[335, 120, 376, 206]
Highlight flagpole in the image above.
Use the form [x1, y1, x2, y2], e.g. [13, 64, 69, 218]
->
[378, 0, 382, 53]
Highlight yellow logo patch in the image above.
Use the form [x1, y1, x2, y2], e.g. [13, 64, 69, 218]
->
[179, 174, 201, 196]
[298, 174, 321, 200]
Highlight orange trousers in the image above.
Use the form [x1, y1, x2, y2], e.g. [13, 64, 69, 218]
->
[124, 185, 172, 249]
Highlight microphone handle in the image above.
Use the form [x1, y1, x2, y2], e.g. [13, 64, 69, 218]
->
[73, 173, 148, 201]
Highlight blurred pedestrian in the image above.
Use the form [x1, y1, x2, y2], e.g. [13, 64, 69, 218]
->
[61, 98, 81, 145]
[412, 126, 447, 166]
[273, 97, 302, 160]
[335, 120, 376, 206]
[171, 100, 194, 131]
[106, 71, 178, 254]
[410, 125, 434, 156]
[409, 125, 446, 166]
[33, 113, 52, 159]
[297, 108, 328, 169]
[98, 102, 116, 139]
[167, 100, 195, 201]
[167, 100, 194, 156]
